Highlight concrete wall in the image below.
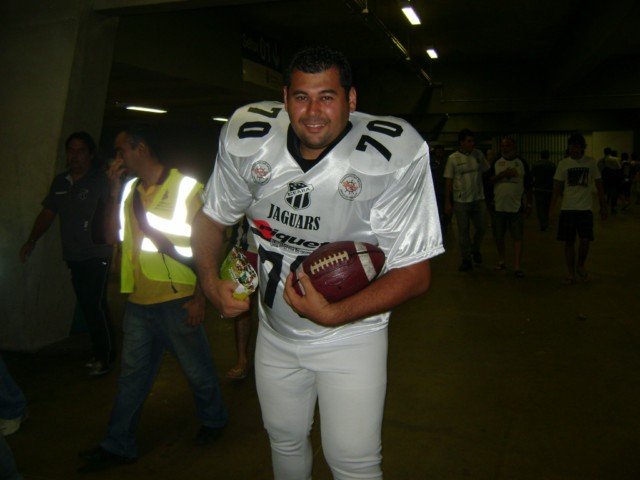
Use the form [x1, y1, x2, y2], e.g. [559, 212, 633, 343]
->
[0, 1, 118, 351]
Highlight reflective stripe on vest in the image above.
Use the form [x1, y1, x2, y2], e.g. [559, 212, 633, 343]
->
[145, 175, 198, 254]
[120, 175, 198, 256]
[119, 178, 136, 242]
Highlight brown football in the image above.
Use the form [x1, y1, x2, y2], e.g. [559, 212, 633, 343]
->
[294, 241, 386, 303]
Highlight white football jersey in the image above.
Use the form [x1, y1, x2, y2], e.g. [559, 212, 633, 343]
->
[203, 101, 444, 343]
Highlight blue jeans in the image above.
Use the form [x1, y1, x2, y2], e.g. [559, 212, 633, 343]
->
[101, 298, 227, 458]
[453, 200, 486, 261]
[0, 357, 27, 420]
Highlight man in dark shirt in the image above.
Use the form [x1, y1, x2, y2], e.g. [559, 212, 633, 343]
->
[430, 144, 449, 228]
[531, 150, 556, 231]
[20, 131, 118, 376]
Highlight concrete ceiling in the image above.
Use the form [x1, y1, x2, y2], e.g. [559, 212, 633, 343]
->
[97, 0, 640, 138]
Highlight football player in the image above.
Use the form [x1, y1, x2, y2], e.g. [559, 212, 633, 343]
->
[193, 46, 444, 479]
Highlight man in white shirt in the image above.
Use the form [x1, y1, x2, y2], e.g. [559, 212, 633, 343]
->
[444, 129, 489, 271]
[488, 137, 533, 276]
[549, 133, 607, 284]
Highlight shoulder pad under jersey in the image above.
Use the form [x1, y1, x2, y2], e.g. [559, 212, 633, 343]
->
[347, 111, 428, 172]
[222, 101, 289, 157]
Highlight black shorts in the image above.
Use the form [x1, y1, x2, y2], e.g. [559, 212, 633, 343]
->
[557, 210, 594, 242]
[492, 211, 524, 240]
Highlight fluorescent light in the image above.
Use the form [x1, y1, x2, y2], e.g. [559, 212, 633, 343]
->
[426, 48, 438, 59]
[211, 116, 229, 123]
[401, 6, 421, 25]
[125, 106, 167, 114]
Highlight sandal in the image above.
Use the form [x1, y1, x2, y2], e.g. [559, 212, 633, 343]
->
[577, 269, 590, 283]
[514, 270, 525, 278]
[494, 263, 506, 271]
[561, 277, 576, 285]
[226, 366, 250, 380]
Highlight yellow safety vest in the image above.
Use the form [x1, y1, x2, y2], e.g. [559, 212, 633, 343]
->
[119, 169, 200, 293]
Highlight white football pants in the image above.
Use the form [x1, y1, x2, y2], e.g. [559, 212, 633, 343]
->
[255, 324, 387, 480]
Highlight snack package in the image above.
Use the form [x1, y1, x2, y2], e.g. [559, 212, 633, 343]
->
[219, 246, 258, 300]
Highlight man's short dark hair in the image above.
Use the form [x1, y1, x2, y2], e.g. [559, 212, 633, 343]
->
[65, 131, 96, 154]
[568, 133, 586, 147]
[541, 150, 550, 159]
[284, 46, 353, 96]
[458, 128, 474, 143]
[118, 123, 161, 158]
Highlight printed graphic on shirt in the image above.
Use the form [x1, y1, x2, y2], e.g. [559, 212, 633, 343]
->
[567, 167, 589, 187]
[250, 218, 327, 255]
[153, 189, 174, 214]
[338, 174, 362, 200]
[267, 204, 321, 230]
[285, 182, 314, 210]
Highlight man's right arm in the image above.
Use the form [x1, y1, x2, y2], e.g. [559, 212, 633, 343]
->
[595, 178, 608, 220]
[20, 208, 56, 262]
[548, 179, 564, 223]
[444, 178, 453, 215]
[191, 210, 250, 318]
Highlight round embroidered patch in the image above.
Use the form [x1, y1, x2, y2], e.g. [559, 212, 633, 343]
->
[338, 174, 362, 201]
[251, 161, 272, 185]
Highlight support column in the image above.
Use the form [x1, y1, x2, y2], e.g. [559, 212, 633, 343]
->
[0, 1, 118, 351]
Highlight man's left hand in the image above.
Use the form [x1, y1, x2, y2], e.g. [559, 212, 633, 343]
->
[600, 207, 609, 221]
[183, 296, 206, 326]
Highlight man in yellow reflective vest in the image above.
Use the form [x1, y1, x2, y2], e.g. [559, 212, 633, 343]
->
[79, 124, 227, 471]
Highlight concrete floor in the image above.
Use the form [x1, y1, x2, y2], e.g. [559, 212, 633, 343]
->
[4, 202, 640, 480]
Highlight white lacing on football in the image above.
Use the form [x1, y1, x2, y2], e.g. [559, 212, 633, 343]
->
[309, 250, 349, 274]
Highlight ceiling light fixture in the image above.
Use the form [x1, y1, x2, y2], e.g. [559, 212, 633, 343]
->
[211, 116, 229, 123]
[400, 2, 421, 25]
[426, 47, 438, 59]
[125, 105, 167, 114]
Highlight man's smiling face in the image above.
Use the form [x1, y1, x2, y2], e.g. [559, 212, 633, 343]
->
[284, 66, 356, 160]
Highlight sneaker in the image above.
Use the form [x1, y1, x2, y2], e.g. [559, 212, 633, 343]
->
[78, 446, 136, 472]
[0, 410, 28, 436]
[85, 357, 99, 368]
[472, 251, 483, 264]
[195, 425, 225, 445]
[458, 260, 472, 272]
[88, 361, 109, 377]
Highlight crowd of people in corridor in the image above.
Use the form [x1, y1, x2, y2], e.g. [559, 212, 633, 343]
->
[432, 130, 639, 283]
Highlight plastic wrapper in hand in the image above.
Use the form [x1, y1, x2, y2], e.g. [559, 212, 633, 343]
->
[219, 246, 258, 300]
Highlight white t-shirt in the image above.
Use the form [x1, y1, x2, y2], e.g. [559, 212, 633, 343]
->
[444, 149, 488, 203]
[491, 157, 531, 213]
[554, 156, 600, 211]
[202, 101, 444, 344]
